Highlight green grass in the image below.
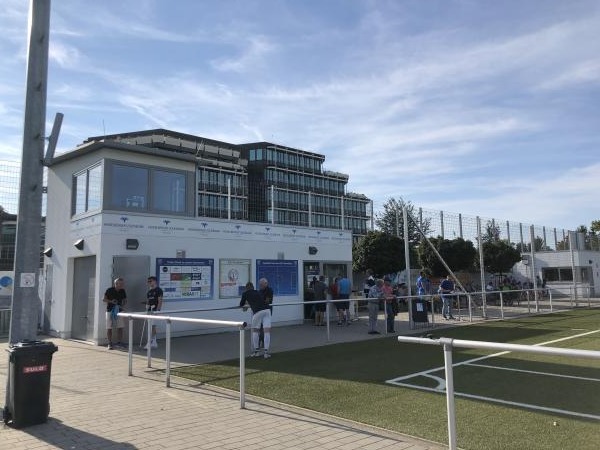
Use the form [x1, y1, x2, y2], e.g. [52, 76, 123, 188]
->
[172, 309, 600, 449]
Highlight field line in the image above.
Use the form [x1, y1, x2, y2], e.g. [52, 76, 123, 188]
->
[467, 362, 600, 382]
[387, 381, 600, 420]
[387, 329, 600, 384]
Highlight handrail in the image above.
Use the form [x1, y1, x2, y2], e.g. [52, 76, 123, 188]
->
[397, 335, 600, 450]
[118, 312, 248, 408]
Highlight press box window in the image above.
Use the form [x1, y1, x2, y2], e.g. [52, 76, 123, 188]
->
[72, 164, 103, 216]
[107, 162, 190, 215]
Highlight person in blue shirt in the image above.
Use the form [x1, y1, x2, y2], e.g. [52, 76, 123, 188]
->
[416, 271, 430, 297]
[439, 275, 455, 320]
[336, 274, 352, 325]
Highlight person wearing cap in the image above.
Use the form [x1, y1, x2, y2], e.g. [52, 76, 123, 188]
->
[103, 277, 127, 349]
[144, 276, 163, 349]
[367, 279, 384, 334]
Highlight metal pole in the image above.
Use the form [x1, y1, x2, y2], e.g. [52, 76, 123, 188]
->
[440, 211, 444, 239]
[128, 318, 133, 376]
[227, 178, 231, 220]
[340, 195, 344, 230]
[477, 217, 486, 318]
[239, 326, 246, 408]
[569, 231, 578, 305]
[9, 0, 52, 344]
[147, 315, 153, 367]
[442, 340, 458, 450]
[530, 225, 539, 311]
[165, 319, 171, 387]
[270, 185, 275, 225]
[403, 208, 412, 327]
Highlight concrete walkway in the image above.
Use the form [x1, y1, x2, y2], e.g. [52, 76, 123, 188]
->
[0, 314, 451, 449]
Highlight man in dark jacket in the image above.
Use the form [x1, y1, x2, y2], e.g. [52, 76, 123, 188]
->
[240, 281, 272, 358]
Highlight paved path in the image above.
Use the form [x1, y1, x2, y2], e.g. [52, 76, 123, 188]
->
[0, 314, 452, 449]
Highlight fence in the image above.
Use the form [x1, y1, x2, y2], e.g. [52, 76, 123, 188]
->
[396, 335, 600, 450]
[118, 312, 247, 408]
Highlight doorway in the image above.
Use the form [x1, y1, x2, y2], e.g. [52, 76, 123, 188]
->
[71, 256, 96, 340]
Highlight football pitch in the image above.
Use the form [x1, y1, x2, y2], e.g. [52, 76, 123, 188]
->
[173, 309, 600, 449]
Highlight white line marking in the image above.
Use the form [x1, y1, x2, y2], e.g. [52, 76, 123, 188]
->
[466, 363, 600, 382]
[386, 329, 600, 384]
[385, 329, 600, 418]
[387, 381, 600, 420]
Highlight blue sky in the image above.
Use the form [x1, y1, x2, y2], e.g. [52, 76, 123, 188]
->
[1, 0, 599, 230]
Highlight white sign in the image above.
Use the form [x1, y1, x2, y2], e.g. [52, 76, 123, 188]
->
[20, 273, 36, 288]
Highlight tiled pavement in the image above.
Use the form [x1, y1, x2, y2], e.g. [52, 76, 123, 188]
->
[0, 314, 452, 449]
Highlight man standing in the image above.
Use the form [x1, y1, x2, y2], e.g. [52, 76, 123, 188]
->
[367, 279, 384, 334]
[336, 274, 351, 325]
[103, 277, 127, 349]
[416, 271, 430, 297]
[144, 276, 163, 349]
[240, 281, 272, 358]
[439, 275, 455, 320]
[258, 277, 274, 349]
[312, 275, 328, 326]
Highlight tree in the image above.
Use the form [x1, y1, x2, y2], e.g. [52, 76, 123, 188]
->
[417, 237, 477, 277]
[374, 197, 431, 242]
[352, 231, 409, 276]
[481, 240, 521, 275]
[591, 220, 600, 234]
[481, 221, 501, 244]
[515, 236, 546, 252]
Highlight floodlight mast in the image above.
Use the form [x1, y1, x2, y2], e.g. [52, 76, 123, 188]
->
[9, 0, 52, 345]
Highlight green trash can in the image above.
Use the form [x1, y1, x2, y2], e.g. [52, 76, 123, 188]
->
[3, 340, 58, 428]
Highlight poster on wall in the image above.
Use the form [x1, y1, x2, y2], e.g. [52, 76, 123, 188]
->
[156, 258, 214, 300]
[256, 260, 298, 296]
[219, 259, 251, 298]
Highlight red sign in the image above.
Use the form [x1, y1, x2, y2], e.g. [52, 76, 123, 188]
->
[23, 365, 48, 374]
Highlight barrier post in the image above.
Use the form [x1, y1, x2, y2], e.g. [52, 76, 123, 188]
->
[239, 326, 246, 409]
[128, 317, 133, 376]
[441, 338, 457, 450]
[165, 319, 171, 387]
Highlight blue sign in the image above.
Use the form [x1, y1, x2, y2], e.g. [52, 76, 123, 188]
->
[256, 260, 298, 296]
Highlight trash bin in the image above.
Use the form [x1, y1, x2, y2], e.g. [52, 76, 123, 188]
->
[412, 299, 429, 323]
[3, 340, 58, 428]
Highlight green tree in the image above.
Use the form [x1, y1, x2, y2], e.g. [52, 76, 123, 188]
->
[352, 231, 408, 276]
[591, 220, 600, 234]
[481, 221, 501, 243]
[417, 237, 477, 277]
[374, 197, 431, 242]
[482, 240, 521, 275]
[515, 236, 546, 252]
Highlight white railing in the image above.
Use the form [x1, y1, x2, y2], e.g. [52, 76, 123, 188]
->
[118, 312, 247, 408]
[396, 336, 600, 450]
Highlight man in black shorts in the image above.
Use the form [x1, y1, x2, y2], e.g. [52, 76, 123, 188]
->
[103, 277, 127, 349]
[144, 276, 163, 349]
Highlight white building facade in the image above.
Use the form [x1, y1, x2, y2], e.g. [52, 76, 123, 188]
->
[44, 139, 352, 346]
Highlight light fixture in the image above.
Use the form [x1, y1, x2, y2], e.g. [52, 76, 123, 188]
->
[74, 239, 84, 250]
[308, 246, 318, 255]
[43, 247, 53, 257]
[126, 238, 139, 250]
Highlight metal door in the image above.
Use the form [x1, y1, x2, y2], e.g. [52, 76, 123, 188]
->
[112, 255, 150, 344]
[71, 256, 96, 340]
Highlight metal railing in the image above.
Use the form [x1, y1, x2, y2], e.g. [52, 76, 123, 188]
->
[396, 335, 600, 450]
[118, 312, 247, 408]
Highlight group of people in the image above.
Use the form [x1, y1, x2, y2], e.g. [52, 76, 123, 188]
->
[103, 276, 163, 350]
[103, 275, 274, 358]
[306, 274, 352, 326]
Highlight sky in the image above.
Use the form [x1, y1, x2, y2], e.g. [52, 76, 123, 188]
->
[0, 0, 598, 230]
